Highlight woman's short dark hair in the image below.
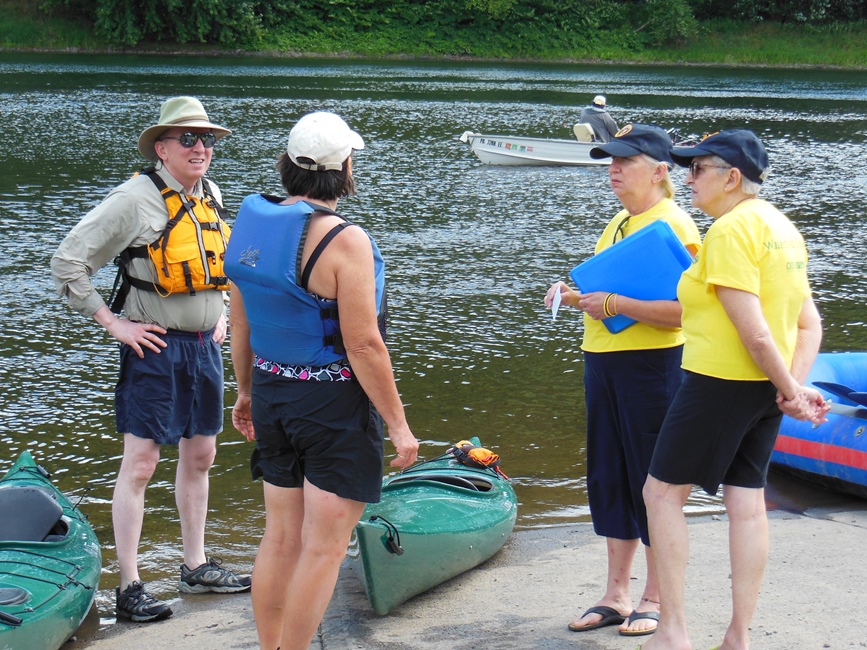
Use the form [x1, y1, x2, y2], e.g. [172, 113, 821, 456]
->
[276, 153, 356, 201]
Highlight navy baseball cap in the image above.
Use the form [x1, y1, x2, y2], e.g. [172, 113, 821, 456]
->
[671, 129, 769, 184]
[589, 124, 673, 164]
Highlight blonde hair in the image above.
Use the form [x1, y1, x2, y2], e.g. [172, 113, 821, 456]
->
[660, 171, 676, 199]
[638, 153, 676, 199]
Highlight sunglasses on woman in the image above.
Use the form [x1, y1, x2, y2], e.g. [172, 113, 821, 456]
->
[688, 160, 731, 178]
[159, 132, 217, 148]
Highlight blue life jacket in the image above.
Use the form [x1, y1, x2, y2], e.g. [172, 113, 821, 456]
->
[225, 194, 386, 367]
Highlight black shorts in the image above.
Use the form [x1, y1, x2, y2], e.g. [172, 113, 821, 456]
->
[250, 368, 385, 503]
[649, 371, 782, 496]
[115, 328, 223, 445]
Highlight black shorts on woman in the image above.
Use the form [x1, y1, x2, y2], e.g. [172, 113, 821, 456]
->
[649, 371, 782, 496]
[249, 368, 385, 504]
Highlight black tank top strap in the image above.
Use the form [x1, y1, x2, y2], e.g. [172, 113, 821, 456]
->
[299, 221, 353, 291]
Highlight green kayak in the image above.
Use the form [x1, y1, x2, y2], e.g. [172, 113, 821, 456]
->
[348, 438, 517, 615]
[0, 451, 102, 650]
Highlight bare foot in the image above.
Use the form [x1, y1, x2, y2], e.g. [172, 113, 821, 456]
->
[640, 632, 692, 650]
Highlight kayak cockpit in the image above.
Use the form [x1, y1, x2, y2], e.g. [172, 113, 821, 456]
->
[387, 473, 495, 492]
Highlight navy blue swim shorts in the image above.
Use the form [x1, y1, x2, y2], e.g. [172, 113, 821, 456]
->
[115, 328, 224, 445]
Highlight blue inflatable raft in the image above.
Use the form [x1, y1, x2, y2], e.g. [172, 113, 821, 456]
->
[772, 352, 867, 498]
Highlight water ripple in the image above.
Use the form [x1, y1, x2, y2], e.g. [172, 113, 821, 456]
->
[0, 55, 865, 606]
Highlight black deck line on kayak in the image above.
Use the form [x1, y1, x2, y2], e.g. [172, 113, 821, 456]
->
[387, 473, 493, 492]
[0, 555, 88, 585]
[396, 453, 450, 473]
[397, 453, 502, 480]
[7, 465, 49, 480]
[0, 610, 23, 626]
[0, 565, 92, 620]
[367, 515, 404, 555]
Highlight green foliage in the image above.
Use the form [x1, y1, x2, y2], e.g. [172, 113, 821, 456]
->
[637, 0, 700, 45]
[639, 18, 867, 67]
[1, 0, 100, 46]
[465, 0, 518, 19]
[42, 0, 263, 46]
[0, 10, 96, 47]
[39, 0, 96, 22]
[35, 0, 697, 50]
[690, 0, 866, 23]
[10, 0, 867, 66]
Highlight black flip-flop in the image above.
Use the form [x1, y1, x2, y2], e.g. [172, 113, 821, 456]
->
[568, 605, 626, 632]
[619, 610, 660, 637]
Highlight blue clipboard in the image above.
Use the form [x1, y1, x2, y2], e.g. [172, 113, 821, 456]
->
[569, 219, 693, 333]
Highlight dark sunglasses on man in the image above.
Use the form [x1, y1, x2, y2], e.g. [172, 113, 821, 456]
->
[158, 132, 217, 149]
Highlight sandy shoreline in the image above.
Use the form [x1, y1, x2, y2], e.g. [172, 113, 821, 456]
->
[72, 502, 867, 650]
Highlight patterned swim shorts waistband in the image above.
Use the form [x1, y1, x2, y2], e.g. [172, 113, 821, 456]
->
[254, 356, 354, 381]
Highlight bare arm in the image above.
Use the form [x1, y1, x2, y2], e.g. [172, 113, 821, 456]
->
[326, 227, 418, 468]
[776, 296, 827, 421]
[788, 296, 823, 384]
[586, 292, 682, 328]
[716, 286, 827, 423]
[228, 286, 256, 442]
[92, 304, 167, 358]
[545, 281, 682, 328]
[717, 286, 798, 397]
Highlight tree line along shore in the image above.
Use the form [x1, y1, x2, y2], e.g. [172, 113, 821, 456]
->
[0, 0, 865, 69]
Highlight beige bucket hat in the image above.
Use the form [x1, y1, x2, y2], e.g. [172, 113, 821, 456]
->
[137, 96, 231, 162]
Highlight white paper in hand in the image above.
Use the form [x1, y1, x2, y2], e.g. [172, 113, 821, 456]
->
[551, 288, 562, 321]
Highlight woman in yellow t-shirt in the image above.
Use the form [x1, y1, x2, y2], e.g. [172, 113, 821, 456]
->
[642, 130, 829, 650]
[545, 124, 701, 638]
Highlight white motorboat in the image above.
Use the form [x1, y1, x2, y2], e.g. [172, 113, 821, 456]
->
[458, 126, 700, 167]
[459, 129, 611, 167]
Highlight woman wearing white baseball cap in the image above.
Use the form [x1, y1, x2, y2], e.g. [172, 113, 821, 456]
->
[225, 111, 418, 650]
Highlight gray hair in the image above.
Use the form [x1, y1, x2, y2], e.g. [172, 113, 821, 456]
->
[706, 154, 764, 196]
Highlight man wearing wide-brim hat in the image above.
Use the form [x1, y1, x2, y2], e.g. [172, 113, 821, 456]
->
[51, 96, 250, 622]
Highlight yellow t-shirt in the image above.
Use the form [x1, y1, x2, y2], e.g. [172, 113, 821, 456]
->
[678, 198, 811, 380]
[581, 198, 702, 353]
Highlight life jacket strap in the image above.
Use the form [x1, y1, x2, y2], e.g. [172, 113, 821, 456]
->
[300, 221, 352, 291]
[323, 333, 346, 355]
[302, 220, 355, 355]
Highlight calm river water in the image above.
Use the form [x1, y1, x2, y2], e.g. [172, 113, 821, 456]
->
[0, 53, 865, 619]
